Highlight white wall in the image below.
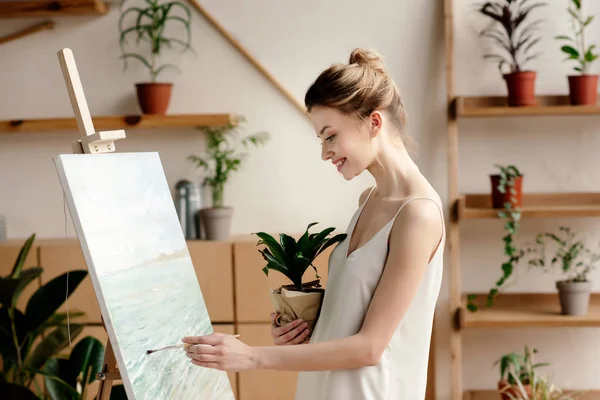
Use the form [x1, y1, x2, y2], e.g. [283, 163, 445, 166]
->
[1, 0, 599, 398]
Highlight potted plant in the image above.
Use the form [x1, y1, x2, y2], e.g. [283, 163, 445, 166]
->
[495, 346, 549, 400]
[478, 0, 547, 106]
[467, 164, 524, 312]
[491, 164, 524, 209]
[188, 118, 269, 240]
[0, 234, 105, 400]
[556, 0, 599, 105]
[524, 226, 599, 316]
[118, 0, 193, 114]
[253, 222, 347, 331]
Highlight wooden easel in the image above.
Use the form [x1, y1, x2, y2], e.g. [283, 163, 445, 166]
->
[56, 47, 126, 400]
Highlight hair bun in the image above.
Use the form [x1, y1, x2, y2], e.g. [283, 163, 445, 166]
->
[349, 48, 386, 73]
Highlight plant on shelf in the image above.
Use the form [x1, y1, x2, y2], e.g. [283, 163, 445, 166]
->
[477, 0, 547, 106]
[118, 0, 194, 115]
[253, 222, 347, 331]
[524, 226, 600, 316]
[188, 117, 269, 241]
[556, 0, 599, 105]
[495, 345, 550, 400]
[467, 164, 524, 312]
[0, 234, 106, 400]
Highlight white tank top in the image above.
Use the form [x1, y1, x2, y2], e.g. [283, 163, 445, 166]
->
[294, 187, 445, 400]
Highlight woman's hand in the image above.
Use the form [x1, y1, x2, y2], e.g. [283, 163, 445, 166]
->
[181, 333, 257, 372]
[270, 312, 311, 345]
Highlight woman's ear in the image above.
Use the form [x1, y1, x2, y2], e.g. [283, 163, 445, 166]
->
[369, 111, 383, 137]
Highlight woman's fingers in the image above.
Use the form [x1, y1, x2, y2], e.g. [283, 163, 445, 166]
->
[186, 352, 218, 363]
[287, 325, 312, 345]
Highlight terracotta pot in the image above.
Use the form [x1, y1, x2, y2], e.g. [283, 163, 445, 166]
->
[498, 379, 532, 400]
[568, 74, 598, 105]
[557, 280, 592, 316]
[490, 175, 523, 209]
[135, 82, 172, 114]
[503, 71, 537, 107]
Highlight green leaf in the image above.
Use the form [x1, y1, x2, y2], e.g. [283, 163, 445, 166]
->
[561, 45, 579, 58]
[253, 232, 288, 265]
[25, 324, 84, 370]
[69, 336, 105, 386]
[555, 35, 572, 42]
[25, 270, 87, 332]
[39, 359, 81, 399]
[0, 307, 28, 365]
[9, 234, 36, 279]
[0, 267, 43, 310]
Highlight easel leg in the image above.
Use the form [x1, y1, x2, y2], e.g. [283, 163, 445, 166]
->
[96, 336, 120, 400]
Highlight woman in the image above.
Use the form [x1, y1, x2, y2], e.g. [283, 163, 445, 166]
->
[182, 48, 445, 400]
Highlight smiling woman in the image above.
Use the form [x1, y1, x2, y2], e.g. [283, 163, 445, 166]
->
[181, 48, 445, 400]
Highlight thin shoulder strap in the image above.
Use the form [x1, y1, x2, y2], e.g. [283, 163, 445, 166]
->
[393, 197, 445, 235]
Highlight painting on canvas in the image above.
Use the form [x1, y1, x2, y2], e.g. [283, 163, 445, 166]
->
[54, 152, 235, 400]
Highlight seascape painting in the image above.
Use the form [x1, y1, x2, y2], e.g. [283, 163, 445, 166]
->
[54, 152, 235, 400]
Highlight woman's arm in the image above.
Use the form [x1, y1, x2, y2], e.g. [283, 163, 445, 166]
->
[183, 199, 443, 372]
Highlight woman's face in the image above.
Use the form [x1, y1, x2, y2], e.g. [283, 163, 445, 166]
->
[309, 106, 377, 180]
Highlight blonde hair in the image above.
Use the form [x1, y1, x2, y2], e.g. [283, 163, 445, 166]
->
[304, 48, 415, 151]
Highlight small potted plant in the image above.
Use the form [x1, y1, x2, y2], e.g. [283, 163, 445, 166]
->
[188, 117, 269, 240]
[524, 226, 599, 316]
[253, 222, 347, 331]
[118, 0, 193, 114]
[491, 164, 523, 209]
[477, 0, 547, 106]
[556, 0, 599, 105]
[495, 346, 549, 400]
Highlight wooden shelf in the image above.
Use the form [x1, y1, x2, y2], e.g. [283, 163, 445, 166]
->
[0, 0, 108, 17]
[454, 95, 600, 118]
[464, 390, 600, 399]
[459, 293, 600, 329]
[0, 114, 237, 133]
[457, 193, 600, 220]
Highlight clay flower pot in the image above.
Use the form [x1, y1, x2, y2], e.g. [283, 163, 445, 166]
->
[490, 175, 523, 209]
[568, 74, 599, 105]
[498, 379, 532, 400]
[135, 82, 173, 115]
[556, 280, 592, 316]
[503, 71, 537, 107]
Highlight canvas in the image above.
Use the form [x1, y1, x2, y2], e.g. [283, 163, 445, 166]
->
[53, 152, 235, 400]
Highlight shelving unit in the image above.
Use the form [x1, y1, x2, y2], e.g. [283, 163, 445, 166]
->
[444, 0, 600, 399]
[0, 0, 108, 17]
[0, 113, 237, 133]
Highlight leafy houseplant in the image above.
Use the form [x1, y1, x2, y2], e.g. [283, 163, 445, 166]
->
[495, 346, 549, 400]
[0, 234, 105, 400]
[477, 0, 547, 106]
[556, 0, 599, 105]
[253, 222, 347, 331]
[524, 226, 600, 316]
[118, 0, 193, 114]
[188, 118, 269, 240]
[467, 165, 524, 312]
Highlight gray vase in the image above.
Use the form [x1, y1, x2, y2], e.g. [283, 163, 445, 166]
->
[200, 207, 233, 241]
[556, 280, 592, 316]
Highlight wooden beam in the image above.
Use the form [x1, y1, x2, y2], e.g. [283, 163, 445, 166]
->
[0, 0, 108, 18]
[186, 0, 306, 116]
[0, 21, 54, 46]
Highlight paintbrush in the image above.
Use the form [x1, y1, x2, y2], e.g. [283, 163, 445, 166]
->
[146, 334, 240, 355]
